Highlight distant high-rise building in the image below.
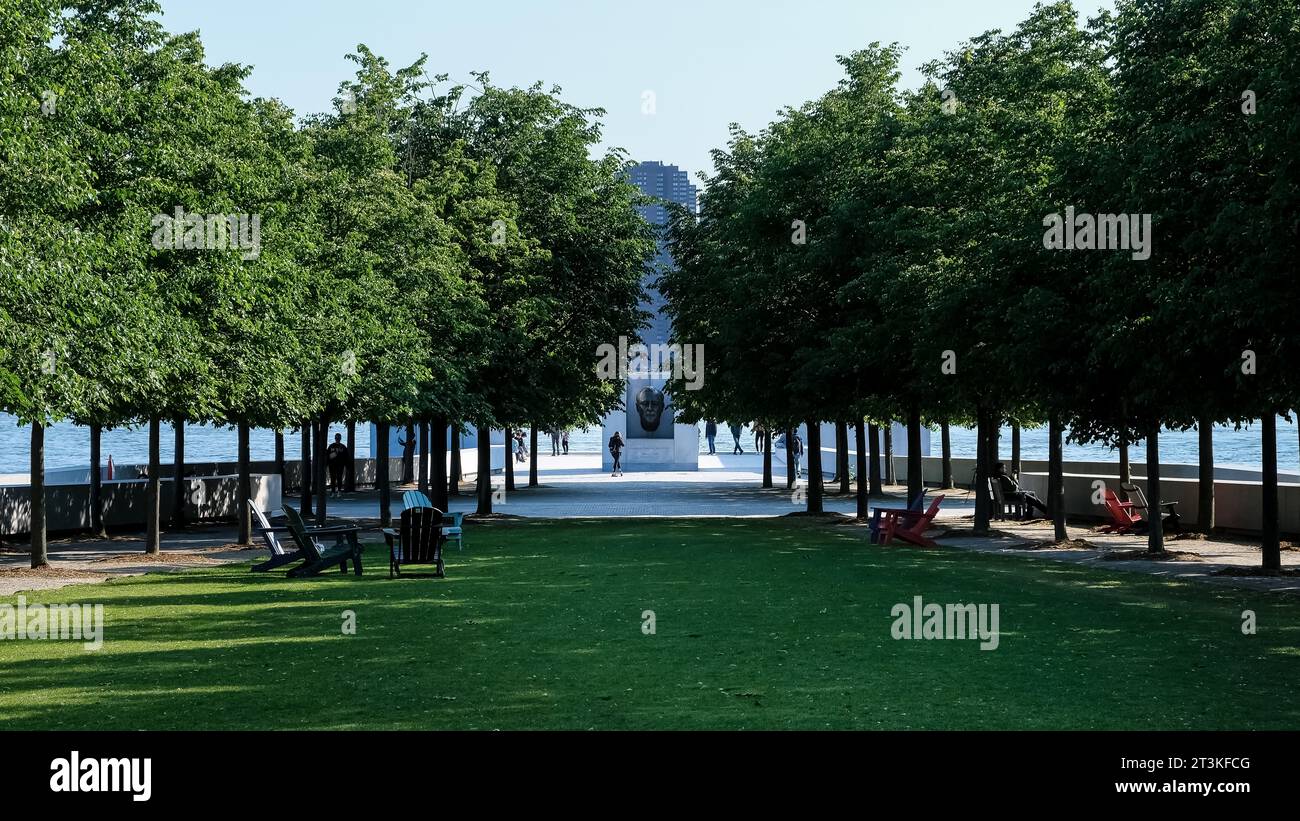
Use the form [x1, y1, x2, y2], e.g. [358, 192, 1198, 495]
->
[625, 161, 698, 346]
[627, 160, 699, 225]
[599, 160, 702, 471]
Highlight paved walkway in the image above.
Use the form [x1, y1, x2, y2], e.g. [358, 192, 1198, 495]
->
[935, 518, 1300, 595]
[322, 452, 978, 520]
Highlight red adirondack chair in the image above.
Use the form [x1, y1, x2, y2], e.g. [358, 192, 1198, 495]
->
[881, 495, 945, 548]
[1100, 488, 1142, 534]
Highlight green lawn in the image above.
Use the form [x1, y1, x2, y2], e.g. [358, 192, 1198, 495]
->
[1, 518, 1297, 730]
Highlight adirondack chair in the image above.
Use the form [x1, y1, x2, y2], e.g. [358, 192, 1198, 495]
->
[989, 479, 1025, 521]
[1100, 488, 1142, 534]
[1121, 482, 1182, 533]
[868, 489, 928, 544]
[281, 504, 363, 577]
[248, 500, 303, 572]
[441, 512, 464, 551]
[881, 495, 945, 548]
[403, 490, 463, 550]
[382, 506, 445, 579]
[402, 490, 433, 509]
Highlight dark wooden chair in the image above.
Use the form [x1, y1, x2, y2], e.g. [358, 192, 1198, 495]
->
[383, 506, 446, 579]
[281, 504, 363, 577]
[248, 501, 303, 572]
[989, 479, 1025, 521]
[1121, 482, 1182, 533]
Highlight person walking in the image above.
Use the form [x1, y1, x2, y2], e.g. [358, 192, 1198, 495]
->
[326, 432, 348, 495]
[705, 420, 717, 455]
[753, 423, 767, 453]
[550, 429, 562, 456]
[561, 430, 569, 455]
[608, 431, 625, 477]
[730, 422, 744, 454]
[792, 431, 805, 479]
[514, 430, 528, 463]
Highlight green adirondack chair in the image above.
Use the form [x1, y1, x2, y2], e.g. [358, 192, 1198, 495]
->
[281, 505, 363, 577]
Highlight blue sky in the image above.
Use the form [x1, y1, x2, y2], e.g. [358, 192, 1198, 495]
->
[158, 0, 1110, 184]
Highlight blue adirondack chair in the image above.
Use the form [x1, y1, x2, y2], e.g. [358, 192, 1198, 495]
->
[402, 490, 432, 509]
[403, 490, 463, 551]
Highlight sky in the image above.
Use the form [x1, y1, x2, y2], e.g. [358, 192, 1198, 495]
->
[157, 0, 1112, 186]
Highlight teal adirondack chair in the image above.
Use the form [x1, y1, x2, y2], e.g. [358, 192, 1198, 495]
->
[403, 490, 463, 551]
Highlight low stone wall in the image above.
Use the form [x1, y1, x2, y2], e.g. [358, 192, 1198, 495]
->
[788, 450, 1296, 534]
[1015, 472, 1300, 534]
[31, 451, 493, 493]
[0, 474, 281, 538]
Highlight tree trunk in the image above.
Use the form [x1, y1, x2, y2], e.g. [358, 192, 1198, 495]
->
[1011, 423, 1021, 479]
[855, 419, 868, 519]
[476, 424, 493, 515]
[1048, 413, 1066, 542]
[1262, 414, 1280, 570]
[1146, 423, 1164, 555]
[984, 412, 999, 493]
[345, 420, 356, 492]
[883, 423, 896, 485]
[504, 426, 516, 491]
[867, 423, 882, 496]
[973, 407, 991, 536]
[806, 420, 824, 514]
[1118, 433, 1131, 501]
[991, 421, 1001, 467]
[401, 421, 415, 485]
[785, 426, 796, 489]
[940, 420, 953, 489]
[145, 416, 161, 554]
[906, 406, 923, 502]
[274, 429, 285, 491]
[1118, 400, 1132, 502]
[237, 421, 251, 545]
[30, 421, 47, 568]
[300, 422, 313, 516]
[836, 420, 850, 494]
[90, 422, 105, 537]
[762, 426, 773, 489]
[172, 419, 186, 527]
[314, 415, 328, 525]
[418, 420, 430, 495]
[449, 425, 462, 495]
[377, 421, 392, 527]
[431, 419, 448, 512]
[1197, 418, 1215, 532]
[529, 425, 539, 487]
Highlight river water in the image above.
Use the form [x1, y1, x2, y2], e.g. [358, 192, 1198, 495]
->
[3, 413, 1298, 477]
